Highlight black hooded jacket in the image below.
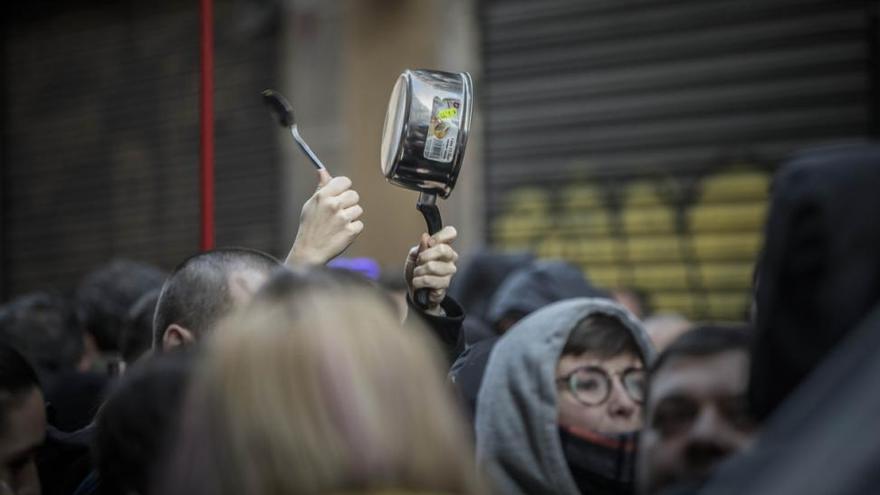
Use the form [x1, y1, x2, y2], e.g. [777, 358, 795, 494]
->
[750, 143, 880, 421]
[684, 143, 880, 495]
[448, 251, 528, 320]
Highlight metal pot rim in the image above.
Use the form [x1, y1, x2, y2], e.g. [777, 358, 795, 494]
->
[380, 69, 474, 199]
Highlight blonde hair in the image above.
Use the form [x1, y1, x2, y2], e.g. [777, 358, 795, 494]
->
[161, 269, 484, 495]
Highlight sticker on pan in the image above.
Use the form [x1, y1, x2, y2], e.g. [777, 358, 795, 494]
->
[424, 97, 461, 163]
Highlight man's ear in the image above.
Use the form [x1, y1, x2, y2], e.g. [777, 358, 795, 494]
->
[162, 324, 195, 351]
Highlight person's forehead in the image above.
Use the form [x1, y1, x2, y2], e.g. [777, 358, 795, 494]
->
[557, 351, 642, 375]
[649, 350, 749, 403]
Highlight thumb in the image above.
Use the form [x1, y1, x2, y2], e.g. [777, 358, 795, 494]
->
[419, 233, 430, 254]
[316, 168, 332, 188]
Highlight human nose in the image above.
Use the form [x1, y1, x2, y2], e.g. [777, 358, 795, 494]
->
[607, 377, 638, 419]
[688, 406, 727, 442]
[683, 407, 735, 466]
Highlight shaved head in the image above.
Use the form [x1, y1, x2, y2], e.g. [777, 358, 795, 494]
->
[153, 248, 280, 349]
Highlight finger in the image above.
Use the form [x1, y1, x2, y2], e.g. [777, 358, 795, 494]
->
[407, 245, 420, 260]
[316, 168, 333, 187]
[319, 176, 352, 196]
[347, 220, 365, 235]
[412, 274, 452, 290]
[405, 245, 420, 280]
[429, 289, 445, 304]
[430, 226, 458, 245]
[418, 233, 430, 254]
[342, 204, 363, 222]
[413, 261, 457, 278]
[417, 244, 458, 264]
[336, 189, 360, 209]
[406, 245, 421, 267]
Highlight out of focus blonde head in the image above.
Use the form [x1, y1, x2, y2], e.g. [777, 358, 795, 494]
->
[161, 268, 484, 495]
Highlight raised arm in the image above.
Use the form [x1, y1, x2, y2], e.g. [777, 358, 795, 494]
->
[405, 226, 465, 363]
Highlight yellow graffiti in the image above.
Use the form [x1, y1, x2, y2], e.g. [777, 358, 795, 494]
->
[491, 169, 770, 321]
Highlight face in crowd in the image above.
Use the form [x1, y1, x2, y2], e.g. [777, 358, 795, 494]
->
[556, 350, 645, 434]
[555, 313, 646, 434]
[0, 345, 47, 495]
[637, 327, 756, 495]
[0, 390, 44, 495]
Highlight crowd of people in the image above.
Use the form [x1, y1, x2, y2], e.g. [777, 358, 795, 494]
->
[1, 143, 879, 495]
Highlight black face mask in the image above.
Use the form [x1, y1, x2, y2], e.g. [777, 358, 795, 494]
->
[559, 425, 638, 495]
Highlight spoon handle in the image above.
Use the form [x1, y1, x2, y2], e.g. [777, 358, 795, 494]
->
[290, 126, 326, 171]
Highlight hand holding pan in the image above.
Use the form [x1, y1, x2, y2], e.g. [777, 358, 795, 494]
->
[380, 69, 474, 308]
[406, 226, 459, 313]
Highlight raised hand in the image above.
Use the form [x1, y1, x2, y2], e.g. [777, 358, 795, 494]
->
[286, 169, 364, 266]
[405, 226, 459, 316]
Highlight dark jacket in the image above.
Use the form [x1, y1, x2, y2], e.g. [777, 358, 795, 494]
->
[38, 425, 95, 495]
[406, 294, 465, 364]
[448, 250, 534, 322]
[750, 143, 880, 421]
[693, 144, 880, 495]
[699, 302, 880, 495]
[448, 251, 534, 345]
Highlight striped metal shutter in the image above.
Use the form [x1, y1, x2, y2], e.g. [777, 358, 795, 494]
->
[482, 0, 876, 320]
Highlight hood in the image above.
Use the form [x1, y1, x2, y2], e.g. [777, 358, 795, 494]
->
[475, 298, 654, 495]
[448, 251, 535, 323]
[751, 143, 880, 421]
[486, 260, 609, 329]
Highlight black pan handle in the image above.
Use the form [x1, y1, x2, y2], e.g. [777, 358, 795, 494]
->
[415, 193, 442, 308]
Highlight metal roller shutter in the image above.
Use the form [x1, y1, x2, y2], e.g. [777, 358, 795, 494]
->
[482, 0, 876, 320]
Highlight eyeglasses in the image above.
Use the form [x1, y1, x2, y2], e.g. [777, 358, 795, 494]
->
[556, 366, 646, 406]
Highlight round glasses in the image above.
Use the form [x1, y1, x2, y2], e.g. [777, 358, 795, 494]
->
[556, 366, 646, 406]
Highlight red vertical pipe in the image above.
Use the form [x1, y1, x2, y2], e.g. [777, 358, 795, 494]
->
[199, 0, 215, 251]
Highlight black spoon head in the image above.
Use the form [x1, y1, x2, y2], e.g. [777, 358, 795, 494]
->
[262, 89, 295, 128]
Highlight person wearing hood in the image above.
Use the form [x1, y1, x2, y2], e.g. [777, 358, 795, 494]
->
[748, 143, 880, 422]
[449, 260, 607, 417]
[450, 260, 610, 419]
[677, 144, 880, 495]
[476, 298, 655, 495]
[447, 250, 535, 346]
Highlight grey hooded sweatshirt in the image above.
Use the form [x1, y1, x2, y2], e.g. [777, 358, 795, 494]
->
[475, 298, 655, 495]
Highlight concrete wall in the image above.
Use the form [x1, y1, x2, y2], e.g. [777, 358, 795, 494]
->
[278, 0, 484, 275]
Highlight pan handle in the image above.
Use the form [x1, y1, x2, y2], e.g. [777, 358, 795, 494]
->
[415, 193, 442, 308]
[417, 193, 442, 235]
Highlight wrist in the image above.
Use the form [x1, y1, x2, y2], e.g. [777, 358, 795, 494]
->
[286, 244, 326, 266]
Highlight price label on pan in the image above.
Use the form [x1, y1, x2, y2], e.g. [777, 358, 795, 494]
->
[424, 97, 461, 163]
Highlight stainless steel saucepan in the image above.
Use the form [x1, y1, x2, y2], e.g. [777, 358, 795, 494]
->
[380, 69, 474, 306]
